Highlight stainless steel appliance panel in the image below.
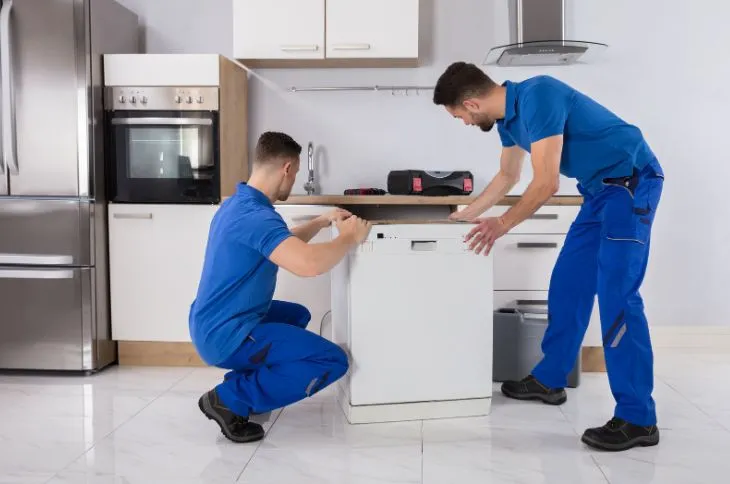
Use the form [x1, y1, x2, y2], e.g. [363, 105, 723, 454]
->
[0, 198, 92, 266]
[89, 0, 140, 201]
[0, 267, 92, 370]
[1, 0, 84, 196]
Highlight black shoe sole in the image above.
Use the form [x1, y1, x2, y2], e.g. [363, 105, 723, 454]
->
[198, 394, 265, 444]
[501, 386, 567, 406]
[581, 432, 660, 451]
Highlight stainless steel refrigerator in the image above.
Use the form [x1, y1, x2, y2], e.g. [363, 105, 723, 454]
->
[0, 0, 139, 371]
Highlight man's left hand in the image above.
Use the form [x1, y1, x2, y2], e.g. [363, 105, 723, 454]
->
[464, 217, 508, 256]
[318, 208, 352, 227]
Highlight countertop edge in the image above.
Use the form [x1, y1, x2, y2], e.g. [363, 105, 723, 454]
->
[273, 195, 584, 206]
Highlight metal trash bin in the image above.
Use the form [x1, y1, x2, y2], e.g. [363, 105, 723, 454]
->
[493, 300, 581, 388]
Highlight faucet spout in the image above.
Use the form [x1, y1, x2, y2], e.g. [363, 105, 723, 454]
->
[304, 141, 316, 195]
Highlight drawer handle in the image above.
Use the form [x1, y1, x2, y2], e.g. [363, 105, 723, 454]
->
[113, 213, 153, 220]
[332, 43, 372, 51]
[515, 299, 548, 307]
[516, 242, 558, 249]
[529, 213, 559, 220]
[280, 44, 319, 52]
[0, 269, 74, 280]
[411, 240, 437, 251]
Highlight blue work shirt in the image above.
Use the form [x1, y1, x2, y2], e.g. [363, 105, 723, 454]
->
[189, 183, 293, 366]
[496, 75, 657, 195]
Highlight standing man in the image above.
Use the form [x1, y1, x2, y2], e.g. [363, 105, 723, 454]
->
[432, 62, 664, 452]
[190, 131, 372, 443]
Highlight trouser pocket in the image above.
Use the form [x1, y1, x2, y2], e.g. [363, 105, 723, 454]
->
[602, 169, 664, 244]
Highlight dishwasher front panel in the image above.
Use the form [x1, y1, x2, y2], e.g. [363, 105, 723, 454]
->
[343, 223, 494, 406]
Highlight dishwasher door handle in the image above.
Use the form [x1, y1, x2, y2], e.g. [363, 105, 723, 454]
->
[410, 240, 437, 251]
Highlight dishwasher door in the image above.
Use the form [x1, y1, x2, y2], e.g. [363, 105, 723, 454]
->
[346, 223, 494, 406]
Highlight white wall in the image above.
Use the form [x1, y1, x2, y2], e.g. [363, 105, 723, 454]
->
[115, 0, 730, 330]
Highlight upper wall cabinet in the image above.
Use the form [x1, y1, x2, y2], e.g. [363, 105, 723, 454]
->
[233, 0, 420, 68]
[233, 0, 326, 61]
[326, 0, 419, 60]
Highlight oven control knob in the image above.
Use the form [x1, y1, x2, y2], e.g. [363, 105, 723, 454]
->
[140, 96, 148, 104]
[196, 96, 204, 103]
[118, 95, 126, 103]
[129, 96, 137, 104]
[174, 95, 182, 103]
[186, 96, 193, 104]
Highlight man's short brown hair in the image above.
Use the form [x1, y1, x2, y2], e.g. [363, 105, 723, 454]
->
[433, 62, 498, 107]
[254, 131, 302, 165]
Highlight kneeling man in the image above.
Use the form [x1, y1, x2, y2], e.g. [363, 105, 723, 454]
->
[189, 131, 371, 443]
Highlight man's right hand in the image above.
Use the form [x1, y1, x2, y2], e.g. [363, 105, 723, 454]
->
[336, 216, 372, 244]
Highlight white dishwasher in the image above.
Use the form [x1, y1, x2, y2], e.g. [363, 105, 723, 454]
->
[331, 222, 494, 424]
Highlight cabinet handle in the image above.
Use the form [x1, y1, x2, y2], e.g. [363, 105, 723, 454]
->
[280, 44, 319, 52]
[529, 213, 559, 220]
[332, 43, 372, 51]
[411, 240, 437, 251]
[113, 213, 153, 220]
[516, 242, 558, 249]
[515, 299, 549, 307]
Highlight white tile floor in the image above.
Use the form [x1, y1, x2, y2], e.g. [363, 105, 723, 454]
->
[2, 347, 729, 484]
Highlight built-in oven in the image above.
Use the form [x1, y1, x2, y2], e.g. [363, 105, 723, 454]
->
[104, 86, 220, 204]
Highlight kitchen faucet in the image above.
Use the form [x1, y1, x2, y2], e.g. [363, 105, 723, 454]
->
[304, 141, 316, 195]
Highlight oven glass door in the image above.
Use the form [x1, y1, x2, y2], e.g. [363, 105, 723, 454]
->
[108, 111, 220, 204]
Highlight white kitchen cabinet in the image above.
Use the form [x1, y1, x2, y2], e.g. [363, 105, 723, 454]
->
[232, 0, 325, 60]
[273, 205, 334, 336]
[325, 0, 419, 59]
[108, 204, 217, 342]
[457, 203, 603, 351]
[332, 222, 493, 423]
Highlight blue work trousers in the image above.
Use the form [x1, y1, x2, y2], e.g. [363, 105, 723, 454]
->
[532, 159, 664, 426]
[215, 301, 349, 417]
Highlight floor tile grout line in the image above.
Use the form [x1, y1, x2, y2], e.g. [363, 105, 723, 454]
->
[235, 406, 287, 482]
[659, 375, 728, 429]
[420, 420, 424, 484]
[591, 455, 611, 483]
[44, 368, 195, 482]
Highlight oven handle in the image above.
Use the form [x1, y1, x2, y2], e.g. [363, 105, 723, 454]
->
[110, 118, 213, 126]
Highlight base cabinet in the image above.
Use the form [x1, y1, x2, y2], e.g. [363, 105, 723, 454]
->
[108, 204, 217, 342]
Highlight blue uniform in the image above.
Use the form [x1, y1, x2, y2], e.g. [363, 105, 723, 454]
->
[496, 75, 664, 426]
[189, 183, 348, 417]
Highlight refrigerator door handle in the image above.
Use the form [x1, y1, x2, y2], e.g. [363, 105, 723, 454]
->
[0, 0, 17, 175]
[0, 269, 75, 280]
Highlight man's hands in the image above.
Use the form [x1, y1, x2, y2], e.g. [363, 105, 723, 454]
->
[448, 208, 478, 222]
[464, 216, 508, 256]
[335, 215, 372, 244]
[316, 208, 352, 228]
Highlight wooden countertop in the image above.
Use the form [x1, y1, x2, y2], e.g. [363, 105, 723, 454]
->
[275, 195, 583, 206]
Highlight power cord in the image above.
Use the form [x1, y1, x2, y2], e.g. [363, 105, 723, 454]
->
[319, 310, 332, 337]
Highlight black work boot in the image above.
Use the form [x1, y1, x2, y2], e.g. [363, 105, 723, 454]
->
[198, 390, 265, 443]
[501, 375, 567, 405]
[581, 417, 660, 451]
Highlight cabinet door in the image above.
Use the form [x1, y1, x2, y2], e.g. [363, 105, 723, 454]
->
[108, 204, 217, 342]
[233, 0, 325, 60]
[274, 206, 333, 336]
[326, 0, 419, 59]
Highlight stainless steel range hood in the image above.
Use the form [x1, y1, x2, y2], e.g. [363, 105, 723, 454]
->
[484, 0, 607, 67]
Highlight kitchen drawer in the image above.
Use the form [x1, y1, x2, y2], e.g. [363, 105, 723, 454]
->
[458, 205, 580, 234]
[494, 290, 548, 314]
[493, 234, 564, 291]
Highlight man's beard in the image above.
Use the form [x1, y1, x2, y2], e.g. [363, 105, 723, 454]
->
[478, 120, 495, 132]
[471, 113, 494, 132]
